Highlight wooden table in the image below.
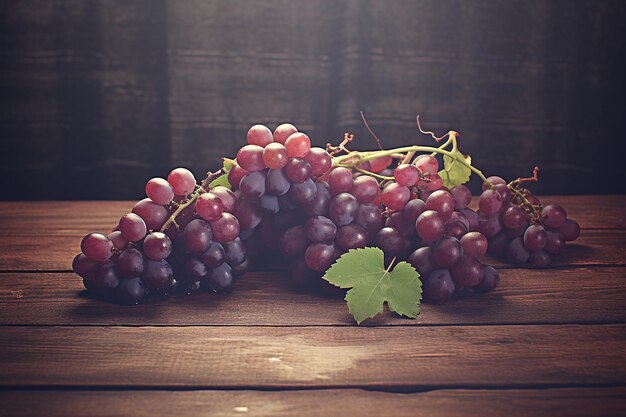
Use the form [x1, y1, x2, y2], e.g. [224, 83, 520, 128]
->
[0, 196, 625, 416]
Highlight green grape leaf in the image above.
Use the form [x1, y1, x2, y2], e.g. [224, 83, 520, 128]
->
[322, 247, 422, 325]
[209, 159, 235, 189]
[438, 150, 472, 188]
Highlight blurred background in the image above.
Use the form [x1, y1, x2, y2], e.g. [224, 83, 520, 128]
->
[1, 0, 624, 199]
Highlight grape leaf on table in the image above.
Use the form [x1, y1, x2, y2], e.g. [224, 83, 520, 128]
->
[322, 247, 422, 324]
[439, 149, 472, 188]
[209, 159, 234, 189]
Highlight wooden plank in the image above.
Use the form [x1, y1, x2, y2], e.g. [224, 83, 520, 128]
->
[0, 325, 624, 388]
[1, 388, 625, 417]
[0, 228, 623, 271]
[0, 267, 625, 326]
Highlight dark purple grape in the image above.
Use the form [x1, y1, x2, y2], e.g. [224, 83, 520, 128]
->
[460, 232, 488, 258]
[488, 232, 509, 258]
[478, 214, 503, 238]
[289, 178, 317, 205]
[450, 185, 472, 210]
[445, 221, 467, 240]
[408, 246, 437, 277]
[505, 237, 530, 264]
[231, 257, 250, 276]
[116, 248, 145, 278]
[404, 198, 426, 223]
[304, 147, 332, 176]
[285, 158, 312, 183]
[223, 238, 246, 265]
[118, 213, 147, 242]
[305, 181, 331, 216]
[207, 263, 234, 293]
[328, 167, 354, 195]
[183, 219, 213, 254]
[479, 189, 503, 215]
[72, 253, 99, 284]
[266, 168, 291, 196]
[528, 250, 551, 267]
[558, 219, 580, 241]
[482, 176, 506, 191]
[426, 190, 455, 221]
[450, 255, 483, 287]
[132, 198, 169, 230]
[143, 231, 173, 260]
[476, 265, 500, 292]
[544, 231, 565, 255]
[211, 186, 237, 213]
[239, 171, 266, 199]
[415, 210, 445, 242]
[433, 237, 463, 268]
[460, 208, 480, 232]
[115, 277, 145, 305]
[375, 227, 405, 257]
[423, 269, 455, 304]
[258, 194, 280, 215]
[355, 203, 384, 235]
[502, 205, 528, 229]
[304, 216, 337, 243]
[305, 242, 339, 272]
[493, 183, 511, 207]
[350, 176, 379, 204]
[183, 257, 209, 281]
[142, 259, 173, 289]
[542, 204, 567, 228]
[336, 224, 368, 251]
[93, 261, 121, 299]
[280, 226, 309, 259]
[523, 224, 547, 251]
[234, 199, 263, 230]
[200, 241, 225, 268]
[329, 193, 359, 226]
[386, 211, 413, 237]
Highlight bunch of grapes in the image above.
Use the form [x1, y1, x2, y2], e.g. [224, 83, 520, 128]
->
[476, 176, 581, 267]
[72, 168, 249, 304]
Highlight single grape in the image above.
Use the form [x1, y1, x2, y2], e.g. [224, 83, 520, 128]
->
[239, 171, 266, 199]
[258, 194, 280, 215]
[505, 237, 530, 264]
[382, 183, 410, 210]
[544, 231, 565, 255]
[528, 250, 551, 267]
[523, 224, 547, 251]
[329, 192, 359, 226]
[207, 263, 235, 293]
[479, 189, 503, 215]
[247, 124, 273, 147]
[558, 219, 580, 241]
[115, 277, 145, 305]
[223, 238, 247, 266]
[375, 227, 405, 257]
[426, 190, 455, 220]
[350, 176, 379, 204]
[433, 237, 464, 268]
[305, 216, 337, 243]
[422, 172, 443, 191]
[273, 123, 298, 144]
[142, 259, 173, 289]
[234, 199, 263, 230]
[494, 183, 511, 207]
[542, 204, 567, 228]
[285, 132, 311, 158]
[450, 255, 483, 287]
[93, 261, 121, 299]
[304, 147, 332, 176]
[262, 142, 288, 169]
[369, 155, 393, 173]
[72, 253, 99, 283]
[116, 248, 145, 278]
[289, 178, 317, 205]
[167, 168, 196, 196]
[304, 181, 331, 216]
[210, 186, 236, 213]
[305, 242, 338, 272]
[394, 164, 419, 186]
[133, 198, 169, 230]
[423, 269, 455, 304]
[415, 210, 445, 242]
[478, 214, 503, 238]
[266, 168, 292, 196]
[145, 177, 174, 205]
[201, 241, 225, 268]
[404, 198, 426, 223]
[460, 208, 480, 232]
[460, 232, 488, 258]
[476, 265, 500, 292]
[502, 205, 528, 229]
[196, 192, 224, 221]
[143, 231, 173, 260]
[285, 158, 312, 183]
[336, 224, 368, 251]
[209, 213, 240, 243]
[236, 144, 265, 172]
[355, 203, 384, 235]
[280, 226, 309, 259]
[227, 164, 249, 190]
[408, 246, 437, 277]
[107, 231, 127, 251]
[328, 167, 353, 195]
[450, 185, 472, 210]
[482, 176, 506, 191]
[81, 233, 114, 262]
[118, 213, 147, 242]
[414, 155, 439, 174]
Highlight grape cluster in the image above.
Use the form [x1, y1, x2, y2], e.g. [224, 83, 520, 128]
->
[476, 177, 581, 267]
[72, 168, 249, 304]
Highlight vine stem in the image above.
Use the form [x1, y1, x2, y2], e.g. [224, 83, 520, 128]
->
[332, 139, 491, 186]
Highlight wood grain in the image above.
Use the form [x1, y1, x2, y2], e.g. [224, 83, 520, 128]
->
[0, 324, 624, 388]
[0, 267, 624, 326]
[1, 387, 625, 417]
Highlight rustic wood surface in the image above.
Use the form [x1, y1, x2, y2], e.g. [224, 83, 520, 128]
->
[0, 196, 624, 416]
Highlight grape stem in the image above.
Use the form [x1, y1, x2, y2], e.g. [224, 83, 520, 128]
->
[332, 132, 491, 186]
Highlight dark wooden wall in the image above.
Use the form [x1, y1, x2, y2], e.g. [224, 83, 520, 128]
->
[1, 0, 624, 199]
